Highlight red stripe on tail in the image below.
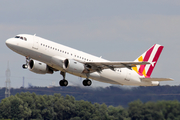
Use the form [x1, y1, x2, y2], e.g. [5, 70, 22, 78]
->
[146, 46, 164, 77]
[138, 45, 155, 75]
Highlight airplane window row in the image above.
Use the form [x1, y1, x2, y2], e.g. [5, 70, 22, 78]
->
[15, 36, 27, 41]
[40, 43, 92, 62]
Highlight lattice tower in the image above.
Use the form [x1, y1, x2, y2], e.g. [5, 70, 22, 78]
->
[5, 62, 11, 98]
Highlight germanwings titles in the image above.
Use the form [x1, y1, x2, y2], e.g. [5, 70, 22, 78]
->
[6, 34, 173, 86]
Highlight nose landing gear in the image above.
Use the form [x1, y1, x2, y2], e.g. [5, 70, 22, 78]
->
[22, 64, 28, 69]
[22, 57, 30, 69]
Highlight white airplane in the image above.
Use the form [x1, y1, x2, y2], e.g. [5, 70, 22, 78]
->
[6, 34, 173, 86]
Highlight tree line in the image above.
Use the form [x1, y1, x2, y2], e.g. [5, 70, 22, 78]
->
[0, 92, 180, 120]
[1, 85, 180, 107]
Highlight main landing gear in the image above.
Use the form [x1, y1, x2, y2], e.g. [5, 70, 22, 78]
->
[82, 73, 92, 86]
[22, 57, 30, 69]
[59, 71, 68, 86]
[59, 71, 92, 87]
[82, 79, 92, 86]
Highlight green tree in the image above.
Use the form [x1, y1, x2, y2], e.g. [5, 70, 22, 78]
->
[108, 105, 129, 120]
[0, 95, 31, 120]
[128, 100, 144, 120]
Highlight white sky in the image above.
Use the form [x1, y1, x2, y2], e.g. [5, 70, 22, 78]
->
[0, 0, 180, 88]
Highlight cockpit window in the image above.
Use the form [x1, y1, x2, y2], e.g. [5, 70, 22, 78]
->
[15, 36, 20, 38]
[15, 36, 27, 41]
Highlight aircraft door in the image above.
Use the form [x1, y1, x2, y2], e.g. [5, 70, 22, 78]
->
[125, 69, 131, 81]
[32, 35, 39, 50]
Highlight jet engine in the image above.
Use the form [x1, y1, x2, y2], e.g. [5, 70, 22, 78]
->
[28, 60, 53, 74]
[151, 81, 160, 86]
[63, 59, 88, 74]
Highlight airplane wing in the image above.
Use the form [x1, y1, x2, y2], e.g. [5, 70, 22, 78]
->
[140, 78, 173, 82]
[84, 61, 150, 71]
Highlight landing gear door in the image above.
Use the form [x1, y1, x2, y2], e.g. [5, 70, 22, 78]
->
[32, 35, 39, 50]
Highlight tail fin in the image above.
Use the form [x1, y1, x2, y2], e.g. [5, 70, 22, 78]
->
[132, 44, 164, 78]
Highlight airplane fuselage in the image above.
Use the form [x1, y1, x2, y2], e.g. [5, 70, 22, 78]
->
[6, 34, 160, 86]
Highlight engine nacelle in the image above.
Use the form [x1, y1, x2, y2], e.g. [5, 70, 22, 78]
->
[28, 60, 53, 74]
[151, 81, 160, 86]
[63, 59, 87, 74]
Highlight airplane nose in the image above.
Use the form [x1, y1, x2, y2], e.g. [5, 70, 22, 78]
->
[6, 39, 11, 47]
[6, 38, 15, 48]
[6, 39, 10, 45]
[6, 38, 21, 53]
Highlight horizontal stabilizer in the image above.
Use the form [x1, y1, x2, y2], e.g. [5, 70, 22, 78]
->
[140, 78, 173, 82]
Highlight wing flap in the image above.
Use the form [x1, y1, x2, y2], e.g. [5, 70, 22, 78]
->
[140, 78, 173, 82]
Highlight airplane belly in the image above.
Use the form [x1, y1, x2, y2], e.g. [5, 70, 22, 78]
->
[65, 71, 101, 81]
[98, 69, 142, 86]
[98, 69, 126, 85]
[121, 69, 143, 85]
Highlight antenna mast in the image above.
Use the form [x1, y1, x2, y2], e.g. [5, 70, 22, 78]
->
[5, 62, 11, 98]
